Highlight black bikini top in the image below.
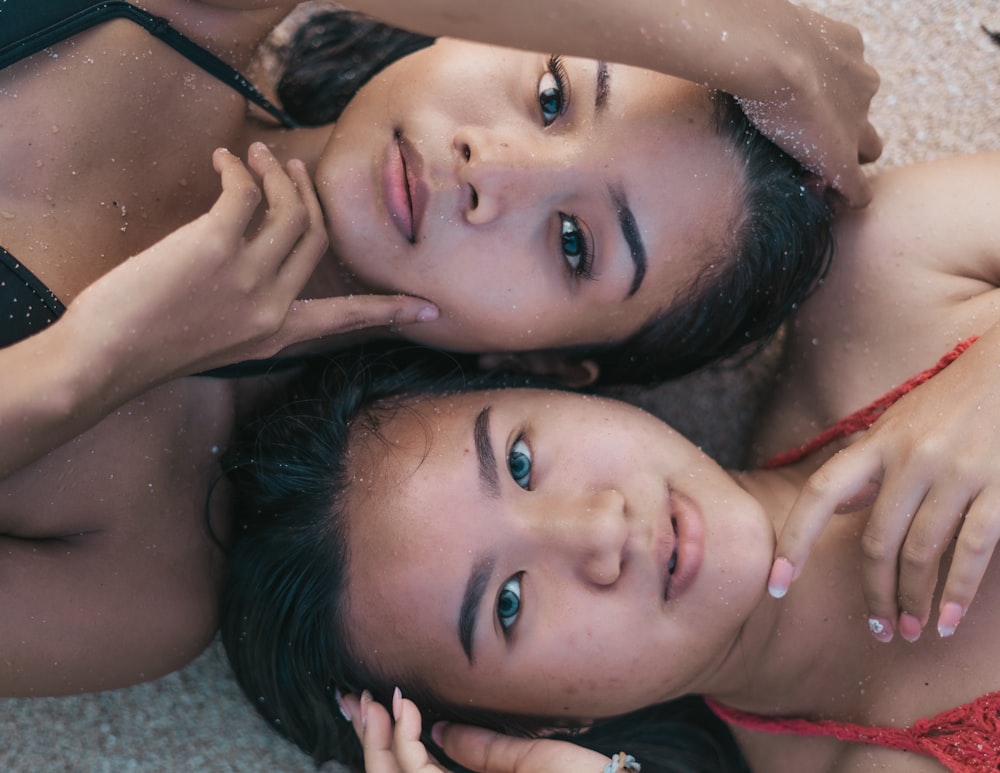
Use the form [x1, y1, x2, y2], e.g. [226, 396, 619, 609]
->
[0, 0, 298, 127]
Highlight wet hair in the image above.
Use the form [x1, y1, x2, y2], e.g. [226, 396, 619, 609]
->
[564, 92, 835, 384]
[276, 7, 434, 126]
[219, 345, 749, 772]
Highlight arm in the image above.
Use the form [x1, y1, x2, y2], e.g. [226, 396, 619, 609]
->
[768, 154, 1000, 643]
[343, 0, 881, 205]
[0, 144, 436, 479]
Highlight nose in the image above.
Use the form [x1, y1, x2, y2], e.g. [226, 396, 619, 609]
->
[530, 487, 628, 586]
[454, 125, 572, 225]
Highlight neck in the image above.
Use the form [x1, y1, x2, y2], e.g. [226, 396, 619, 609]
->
[700, 466, 887, 719]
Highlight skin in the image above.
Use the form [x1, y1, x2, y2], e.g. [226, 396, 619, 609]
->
[316, 39, 744, 351]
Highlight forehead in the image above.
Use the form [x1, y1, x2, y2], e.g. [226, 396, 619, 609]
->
[342, 391, 495, 667]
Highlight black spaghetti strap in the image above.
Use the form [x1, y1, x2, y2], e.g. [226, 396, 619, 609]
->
[0, 0, 299, 127]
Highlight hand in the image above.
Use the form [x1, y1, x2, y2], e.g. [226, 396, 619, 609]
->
[65, 143, 437, 392]
[342, 690, 610, 773]
[768, 334, 1000, 643]
[729, 3, 882, 206]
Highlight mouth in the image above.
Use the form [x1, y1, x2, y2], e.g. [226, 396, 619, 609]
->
[662, 491, 704, 603]
[383, 131, 428, 244]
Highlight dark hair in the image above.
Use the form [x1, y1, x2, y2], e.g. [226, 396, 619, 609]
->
[277, 8, 434, 126]
[566, 93, 834, 385]
[219, 345, 749, 772]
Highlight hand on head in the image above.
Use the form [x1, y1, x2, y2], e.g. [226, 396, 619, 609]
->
[729, 3, 881, 206]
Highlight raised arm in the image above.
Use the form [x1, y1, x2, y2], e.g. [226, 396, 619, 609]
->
[343, 0, 881, 205]
[0, 144, 436, 480]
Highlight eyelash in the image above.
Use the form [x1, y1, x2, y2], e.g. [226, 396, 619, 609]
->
[497, 573, 523, 637]
[508, 433, 532, 490]
[559, 213, 595, 279]
[538, 54, 569, 127]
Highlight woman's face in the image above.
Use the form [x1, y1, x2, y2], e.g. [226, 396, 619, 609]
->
[317, 39, 744, 353]
[344, 389, 774, 720]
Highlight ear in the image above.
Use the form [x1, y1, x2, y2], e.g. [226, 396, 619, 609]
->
[476, 352, 600, 388]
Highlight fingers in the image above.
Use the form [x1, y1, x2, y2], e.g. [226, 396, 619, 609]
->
[938, 490, 1000, 636]
[858, 120, 884, 165]
[769, 445, 883, 598]
[278, 294, 439, 349]
[438, 722, 610, 773]
[210, 147, 263, 233]
[888, 485, 967, 641]
[392, 693, 445, 772]
[341, 689, 445, 773]
[437, 723, 538, 772]
[831, 165, 874, 209]
[357, 692, 405, 773]
[277, 157, 330, 291]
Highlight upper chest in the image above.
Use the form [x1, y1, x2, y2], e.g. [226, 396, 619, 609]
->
[0, 10, 283, 299]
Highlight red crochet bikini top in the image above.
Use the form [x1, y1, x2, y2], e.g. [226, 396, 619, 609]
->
[705, 693, 1000, 772]
[709, 337, 1000, 771]
[762, 337, 976, 469]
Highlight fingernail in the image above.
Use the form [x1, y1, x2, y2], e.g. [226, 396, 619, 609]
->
[768, 557, 795, 599]
[898, 613, 922, 643]
[938, 602, 964, 637]
[868, 616, 894, 643]
[392, 687, 402, 721]
[360, 690, 372, 731]
[335, 688, 351, 722]
[417, 305, 439, 322]
[431, 722, 448, 747]
[289, 158, 307, 172]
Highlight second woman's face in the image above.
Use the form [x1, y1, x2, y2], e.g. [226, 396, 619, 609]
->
[316, 39, 744, 353]
[344, 389, 775, 719]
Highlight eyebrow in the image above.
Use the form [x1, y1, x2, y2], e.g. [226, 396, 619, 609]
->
[610, 185, 647, 298]
[595, 60, 610, 114]
[474, 405, 500, 498]
[459, 554, 496, 663]
[592, 63, 647, 298]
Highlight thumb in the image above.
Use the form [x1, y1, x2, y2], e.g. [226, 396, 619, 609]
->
[284, 295, 439, 341]
[434, 723, 609, 773]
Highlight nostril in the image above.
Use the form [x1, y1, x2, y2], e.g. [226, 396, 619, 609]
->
[462, 143, 471, 162]
[469, 185, 479, 210]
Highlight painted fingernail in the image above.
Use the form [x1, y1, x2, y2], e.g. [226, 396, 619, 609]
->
[868, 616, 894, 643]
[335, 688, 352, 722]
[392, 687, 403, 721]
[417, 305, 439, 322]
[768, 557, 795, 599]
[938, 602, 964, 637]
[898, 613, 922, 643]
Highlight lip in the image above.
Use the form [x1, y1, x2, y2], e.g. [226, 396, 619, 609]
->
[661, 489, 705, 602]
[382, 132, 428, 243]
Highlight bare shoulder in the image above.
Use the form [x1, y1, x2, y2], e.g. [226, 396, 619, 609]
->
[840, 153, 1000, 280]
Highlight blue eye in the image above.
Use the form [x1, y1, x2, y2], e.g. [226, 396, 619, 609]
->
[538, 55, 568, 127]
[559, 213, 595, 278]
[508, 436, 532, 489]
[497, 574, 522, 633]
